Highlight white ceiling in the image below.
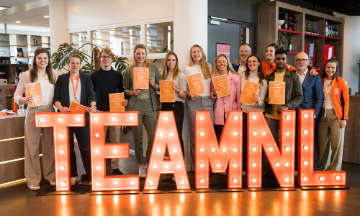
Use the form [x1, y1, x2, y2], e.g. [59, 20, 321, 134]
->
[0, 0, 49, 27]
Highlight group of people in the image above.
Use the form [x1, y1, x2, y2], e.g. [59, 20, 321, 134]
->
[14, 41, 349, 191]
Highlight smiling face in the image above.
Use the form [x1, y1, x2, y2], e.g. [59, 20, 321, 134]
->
[325, 62, 337, 79]
[239, 45, 252, 62]
[191, 47, 202, 63]
[100, 52, 113, 68]
[135, 48, 146, 65]
[216, 56, 228, 73]
[275, 53, 288, 70]
[35, 53, 49, 70]
[68, 57, 81, 73]
[294, 52, 309, 71]
[166, 54, 176, 71]
[266, 46, 276, 61]
[247, 56, 260, 72]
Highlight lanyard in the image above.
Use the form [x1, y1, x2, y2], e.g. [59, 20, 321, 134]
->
[323, 79, 335, 102]
[70, 75, 80, 99]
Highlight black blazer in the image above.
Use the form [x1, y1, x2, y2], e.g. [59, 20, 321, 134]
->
[53, 72, 96, 126]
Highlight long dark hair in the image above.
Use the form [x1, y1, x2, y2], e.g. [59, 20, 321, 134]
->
[162, 51, 181, 80]
[322, 57, 339, 80]
[30, 48, 55, 84]
[244, 54, 265, 85]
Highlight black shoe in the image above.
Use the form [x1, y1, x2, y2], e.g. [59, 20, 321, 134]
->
[112, 169, 124, 175]
[78, 174, 91, 185]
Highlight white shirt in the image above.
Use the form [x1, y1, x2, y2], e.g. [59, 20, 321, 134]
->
[237, 64, 246, 74]
[69, 78, 81, 103]
[323, 79, 334, 109]
[240, 72, 268, 113]
[296, 69, 308, 85]
[14, 70, 57, 106]
[183, 65, 211, 97]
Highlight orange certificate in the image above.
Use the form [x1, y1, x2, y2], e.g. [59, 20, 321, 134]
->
[26, 82, 43, 107]
[240, 81, 260, 105]
[187, 73, 205, 97]
[269, 81, 285, 105]
[160, 80, 175, 102]
[212, 74, 231, 98]
[133, 67, 149, 89]
[69, 102, 87, 113]
[109, 93, 125, 112]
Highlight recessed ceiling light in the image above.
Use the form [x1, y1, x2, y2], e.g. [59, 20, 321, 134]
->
[44, 15, 49, 18]
[0, 6, 10, 11]
[16, 21, 21, 24]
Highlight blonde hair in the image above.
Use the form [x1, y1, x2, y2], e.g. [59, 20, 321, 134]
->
[128, 44, 151, 79]
[162, 51, 181, 80]
[189, 44, 211, 79]
[99, 47, 116, 61]
[213, 54, 237, 76]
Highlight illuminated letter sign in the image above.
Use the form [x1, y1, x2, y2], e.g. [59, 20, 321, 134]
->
[247, 111, 296, 188]
[298, 110, 346, 187]
[90, 112, 139, 191]
[195, 111, 243, 189]
[144, 111, 190, 190]
[35, 112, 86, 191]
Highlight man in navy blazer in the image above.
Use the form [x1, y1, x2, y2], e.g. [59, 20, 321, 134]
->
[294, 52, 324, 171]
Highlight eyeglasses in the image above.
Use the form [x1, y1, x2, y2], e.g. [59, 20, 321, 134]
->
[295, 59, 308, 62]
[100, 56, 112, 59]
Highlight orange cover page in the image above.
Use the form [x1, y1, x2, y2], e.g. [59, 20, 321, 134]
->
[240, 81, 260, 105]
[212, 74, 231, 98]
[109, 93, 125, 112]
[160, 80, 175, 102]
[187, 73, 205, 97]
[269, 81, 285, 105]
[69, 102, 87, 113]
[26, 82, 43, 107]
[133, 67, 149, 89]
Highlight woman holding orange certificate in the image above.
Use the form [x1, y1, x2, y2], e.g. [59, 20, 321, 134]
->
[124, 44, 160, 178]
[210, 54, 241, 141]
[161, 51, 187, 154]
[14, 48, 57, 190]
[184, 44, 213, 171]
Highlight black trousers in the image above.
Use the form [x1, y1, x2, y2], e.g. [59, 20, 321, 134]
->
[69, 126, 91, 179]
[161, 102, 185, 155]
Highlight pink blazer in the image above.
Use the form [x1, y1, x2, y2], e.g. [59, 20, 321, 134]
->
[210, 72, 241, 125]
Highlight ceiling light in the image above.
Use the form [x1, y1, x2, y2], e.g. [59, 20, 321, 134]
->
[44, 15, 49, 18]
[16, 21, 21, 24]
[0, 6, 10, 11]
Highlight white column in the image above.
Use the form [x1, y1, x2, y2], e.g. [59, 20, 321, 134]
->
[174, 0, 208, 170]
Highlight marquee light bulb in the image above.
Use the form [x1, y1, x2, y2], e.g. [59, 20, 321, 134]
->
[200, 116, 204, 120]
[61, 181, 66, 186]
[211, 148, 215, 152]
[114, 181, 118, 185]
[112, 117, 117, 121]
[233, 132, 237, 136]
[216, 163, 220, 168]
[252, 178, 256, 183]
[200, 148, 204, 152]
[268, 147, 273, 151]
[200, 179, 205, 183]
[319, 177, 324, 181]
[76, 117, 81, 121]
[233, 178, 238, 183]
[285, 115, 290, 120]
[160, 133, 164, 137]
[60, 165, 65, 170]
[303, 130, 308, 134]
[252, 147, 257, 151]
[131, 180, 135, 185]
[252, 131, 257, 136]
[60, 149, 65, 154]
[180, 179, 185, 184]
[113, 149, 117, 153]
[59, 133, 64, 138]
[200, 163, 204, 168]
[285, 131, 290, 136]
[275, 162, 280, 167]
[285, 146, 290, 151]
[284, 177, 289, 182]
[58, 117, 63, 122]
[95, 117, 99, 121]
[95, 133, 100, 137]
[222, 148, 226, 152]
[165, 164, 169, 169]
[233, 163, 237, 167]
[252, 163, 256, 167]
[233, 147, 237, 152]
[252, 115, 257, 120]
[304, 114, 308, 118]
[284, 162, 289, 167]
[150, 180, 154, 185]
[40, 118, 46, 122]
[153, 164, 157, 169]
[200, 132, 204, 136]
[97, 165, 101, 170]
[303, 161, 308, 166]
[177, 164, 181, 168]
[303, 177, 308, 181]
[173, 148, 177, 152]
[95, 149, 100, 154]
[164, 116, 168, 121]
[156, 148, 161, 153]
[303, 146, 309, 150]
[262, 131, 266, 136]
[234, 115, 238, 120]
[129, 116, 134, 120]
[169, 133, 174, 137]
[335, 176, 340, 180]
[97, 181, 101, 186]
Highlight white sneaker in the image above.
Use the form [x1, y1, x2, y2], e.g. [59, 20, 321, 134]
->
[242, 171, 247, 176]
[71, 177, 78, 185]
[139, 166, 147, 178]
[29, 184, 40, 191]
[295, 171, 298, 177]
[49, 179, 56, 186]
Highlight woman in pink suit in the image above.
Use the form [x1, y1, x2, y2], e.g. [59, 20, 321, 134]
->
[211, 54, 241, 141]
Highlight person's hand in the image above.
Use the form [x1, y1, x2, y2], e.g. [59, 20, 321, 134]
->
[122, 99, 128, 107]
[234, 59, 240, 66]
[191, 94, 199, 101]
[212, 88, 218, 97]
[60, 106, 71, 113]
[264, 97, 270, 104]
[132, 88, 141, 96]
[149, 78, 156, 88]
[310, 69, 319, 76]
[87, 106, 96, 113]
[172, 84, 180, 93]
[276, 105, 288, 114]
[340, 120, 347, 128]
[253, 94, 260, 104]
[19, 96, 32, 105]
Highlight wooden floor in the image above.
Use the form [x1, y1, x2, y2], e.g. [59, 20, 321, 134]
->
[0, 156, 359, 216]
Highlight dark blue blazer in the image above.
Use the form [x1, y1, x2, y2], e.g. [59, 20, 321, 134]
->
[296, 69, 324, 118]
[232, 63, 239, 72]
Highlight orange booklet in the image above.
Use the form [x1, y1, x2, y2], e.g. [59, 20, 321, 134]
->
[269, 81, 285, 105]
[69, 102, 87, 113]
[240, 81, 260, 105]
[133, 67, 149, 89]
[109, 93, 125, 112]
[26, 82, 43, 107]
[212, 74, 231, 98]
[160, 80, 175, 102]
[187, 73, 205, 97]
